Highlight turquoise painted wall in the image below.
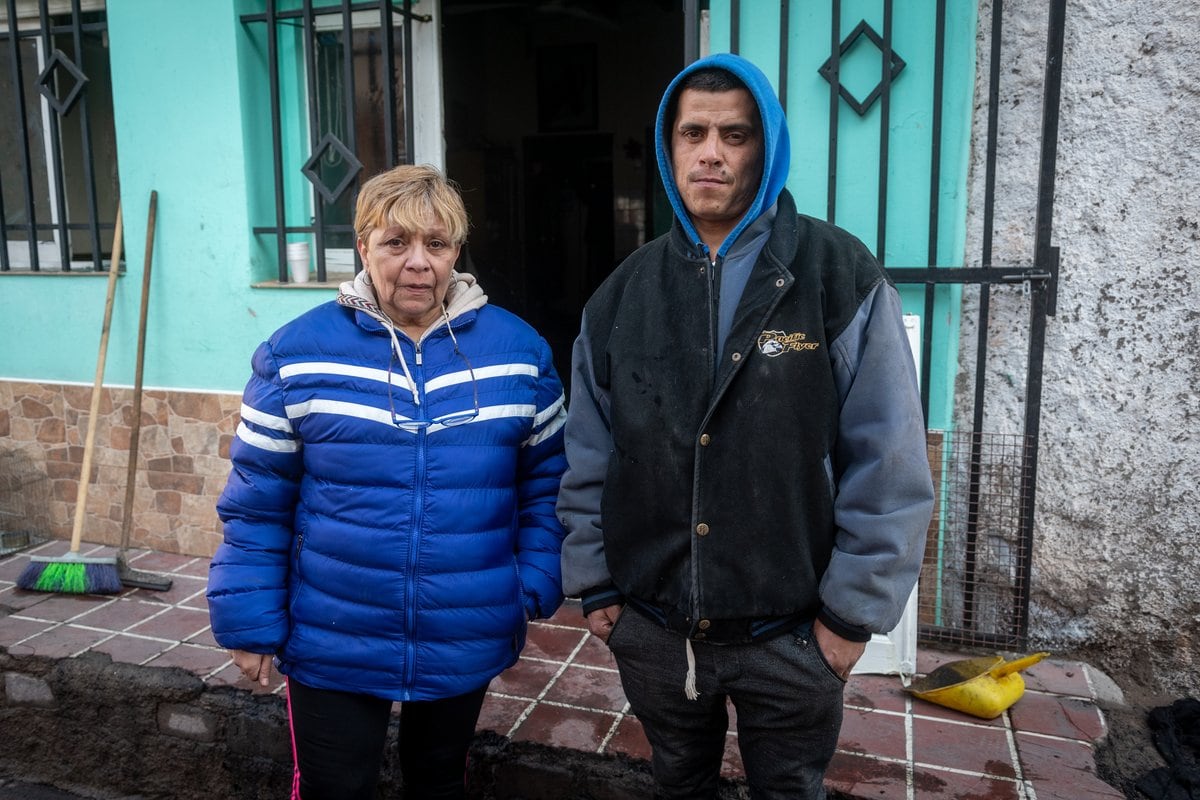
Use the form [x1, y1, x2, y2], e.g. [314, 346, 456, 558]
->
[708, 1, 978, 431]
[0, 0, 332, 393]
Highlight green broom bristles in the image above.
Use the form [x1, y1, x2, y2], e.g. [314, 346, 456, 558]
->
[17, 553, 122, 595]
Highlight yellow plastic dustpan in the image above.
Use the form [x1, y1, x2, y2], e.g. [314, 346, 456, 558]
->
[906, 652, 1050, 719]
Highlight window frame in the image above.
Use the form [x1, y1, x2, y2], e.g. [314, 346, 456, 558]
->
[239, 1, 433, 285]
[0, 0, 117, 273]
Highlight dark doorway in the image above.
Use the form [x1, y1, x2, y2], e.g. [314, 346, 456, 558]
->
[441, 0, 682, 381]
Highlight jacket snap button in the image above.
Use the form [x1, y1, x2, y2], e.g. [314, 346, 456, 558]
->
[699, 433, 711, 446]
[775, 277, 785, 288]
[695, 523, 709, 536]
[731, 352, 741, 362]
[698, 619, 711, 630]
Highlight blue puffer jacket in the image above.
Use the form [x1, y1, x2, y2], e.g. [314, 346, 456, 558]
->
[208, 271, 568, 702]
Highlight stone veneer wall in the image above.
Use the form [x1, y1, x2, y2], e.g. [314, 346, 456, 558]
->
[0, 380, 239, 558]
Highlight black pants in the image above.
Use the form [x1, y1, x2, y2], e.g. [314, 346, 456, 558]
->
[609, 610, 843, 799]
[286, 678, 488, 800]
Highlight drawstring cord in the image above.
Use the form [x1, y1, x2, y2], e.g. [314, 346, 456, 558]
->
[684, 639, 700, 700]
[385, 303, 480, 429]
[383, 319, 420, 410]
[383, 304, 459, 413]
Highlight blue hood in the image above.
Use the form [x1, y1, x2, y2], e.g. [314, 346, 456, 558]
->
[654, 53, 791, 259]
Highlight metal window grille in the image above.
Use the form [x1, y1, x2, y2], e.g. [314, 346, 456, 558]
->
[240, 1, 422, 283]
[0, 0, 118, 272]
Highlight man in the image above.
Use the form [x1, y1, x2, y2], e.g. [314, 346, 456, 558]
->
[557, 53, 934, 798]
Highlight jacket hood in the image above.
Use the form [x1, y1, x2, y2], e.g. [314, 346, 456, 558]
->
[654, 53, 791, 259]
[336, 269, 488, 334]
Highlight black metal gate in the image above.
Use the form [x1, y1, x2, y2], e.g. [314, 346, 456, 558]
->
[693, 0, 1066, 651]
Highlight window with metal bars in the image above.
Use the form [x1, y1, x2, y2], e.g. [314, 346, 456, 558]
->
[239, 1, 417, 284]
[0, 0, 119, 272]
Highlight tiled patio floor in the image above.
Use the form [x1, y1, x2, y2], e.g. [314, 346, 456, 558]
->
[0, 540, 1125, 799]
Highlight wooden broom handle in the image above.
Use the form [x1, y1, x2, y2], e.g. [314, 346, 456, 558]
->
[70, 204, 124, 554]
[119, 192, 157, 552]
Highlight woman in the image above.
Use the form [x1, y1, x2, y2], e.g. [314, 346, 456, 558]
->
[207, 165, 568, 799]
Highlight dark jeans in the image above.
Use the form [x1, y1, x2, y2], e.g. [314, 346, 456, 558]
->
[608, 607, 845, 800]
[286, 677, 488, 800]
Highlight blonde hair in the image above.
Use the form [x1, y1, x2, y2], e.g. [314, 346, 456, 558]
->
[353, 164, 469, 246]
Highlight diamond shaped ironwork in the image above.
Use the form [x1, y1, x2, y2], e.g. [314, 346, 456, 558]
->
[818, 19, 907, 117]
[302, 133, 363, 204]
[37, 49, 88, 116]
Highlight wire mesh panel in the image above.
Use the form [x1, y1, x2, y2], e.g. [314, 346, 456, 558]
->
[0, 447, 51, 555]
[920, 430, 1033, 649]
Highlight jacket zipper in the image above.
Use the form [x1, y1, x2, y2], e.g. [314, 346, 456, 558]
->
[403, 341, 427, 693]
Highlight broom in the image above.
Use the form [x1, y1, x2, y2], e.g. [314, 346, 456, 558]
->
[116, 191, 172, 591]
[17, 205, 125, 594]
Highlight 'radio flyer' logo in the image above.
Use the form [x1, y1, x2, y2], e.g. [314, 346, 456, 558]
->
[757, 330, 820, 357]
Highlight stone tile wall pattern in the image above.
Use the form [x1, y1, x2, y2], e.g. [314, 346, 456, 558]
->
[0, 380, 239, 558]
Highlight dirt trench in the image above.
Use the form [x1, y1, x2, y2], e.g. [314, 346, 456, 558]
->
[0, 650, 758, 800]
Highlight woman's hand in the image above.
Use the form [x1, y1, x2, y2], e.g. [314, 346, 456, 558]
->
[231, 649, 274, 687]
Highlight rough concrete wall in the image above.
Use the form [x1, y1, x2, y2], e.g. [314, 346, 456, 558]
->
[960, 1, 1199, 695]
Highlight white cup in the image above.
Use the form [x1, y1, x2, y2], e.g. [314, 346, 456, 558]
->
[286, 241, 311, 284]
